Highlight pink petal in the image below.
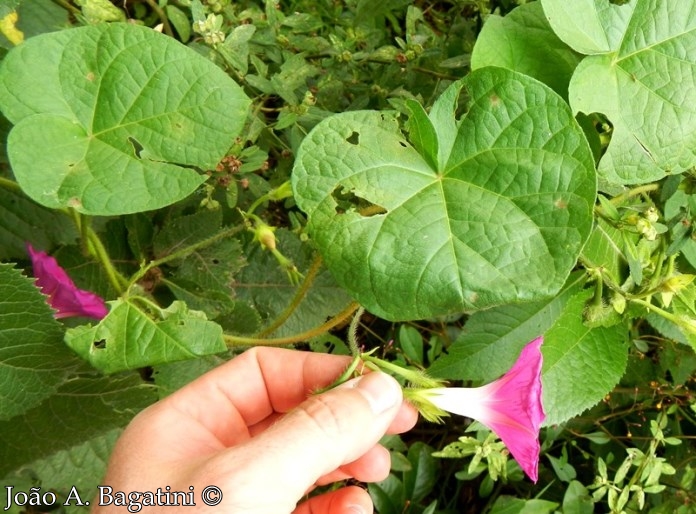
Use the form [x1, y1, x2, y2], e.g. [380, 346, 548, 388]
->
[428, 337, 545, 482]
[27, 244, 109, 320]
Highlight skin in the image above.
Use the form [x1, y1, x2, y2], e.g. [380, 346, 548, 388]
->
[94, 347, 418, 514]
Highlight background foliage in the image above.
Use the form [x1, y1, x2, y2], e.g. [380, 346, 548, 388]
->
[0, 0, 695, 513]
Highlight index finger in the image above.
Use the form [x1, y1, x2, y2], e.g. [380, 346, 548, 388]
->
[162, 347, 354, 441]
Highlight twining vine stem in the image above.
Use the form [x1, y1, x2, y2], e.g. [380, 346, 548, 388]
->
[128, 223, 246, 290]
[224, 301, 360, 346]
[255, 253, 324, 337]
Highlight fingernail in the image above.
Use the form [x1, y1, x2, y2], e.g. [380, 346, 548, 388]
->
[343, 372, 401, 415]
[347, 505, 366, 514]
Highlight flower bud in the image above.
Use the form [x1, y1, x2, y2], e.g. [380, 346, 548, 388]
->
[255, 223, 276, 251]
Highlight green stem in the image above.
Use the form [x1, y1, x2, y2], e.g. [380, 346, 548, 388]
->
[70, 210, 89, 255]
[648, 246, 666, 291]
[246, 181, 293, 217]
[85, 224, 129, 294]
[630, 298, 696, 334]
[224, 301, 359, 347]
[129, 294, 163, 317]
[411, 65, 459, 81]
[0, 176, 21, 193]
[129, 223, 246, 289]
[623, 417, 663, 495]
[67, 209, 128, 294]
[590, 271, 604, 307]
[361, 354, 444, 389]
[347, 306, 365, 357]
[365, 58, 458, 80]
[50, 0, 80, 15]
[142, 0, 175, 38]
[310, 306, 368, 393]
[255, 253, 323, 337]
[611, 184, 660, 206]
[313, 355, 363, 394]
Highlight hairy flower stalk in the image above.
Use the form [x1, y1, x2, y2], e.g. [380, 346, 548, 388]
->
[27, 243, 109, 320]
[425, 337, 545, 482]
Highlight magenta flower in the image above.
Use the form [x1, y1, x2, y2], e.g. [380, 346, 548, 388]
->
[27, 243, 109, 320]
[427, 337, 545, 482]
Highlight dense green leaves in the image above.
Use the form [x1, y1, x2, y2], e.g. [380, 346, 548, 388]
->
[293, 67, 596, 320]
[235, 229, 353, 337]
[543, 0, 696, 184]
[1, 1, 695, 510]
[0, 263, 79, 420]
[2, 428, 121, 514]
[65, 299, 226, 374]
[0, 373, 155, 475]
[0, 188, 77, 260]
[0, 23, 250, 214]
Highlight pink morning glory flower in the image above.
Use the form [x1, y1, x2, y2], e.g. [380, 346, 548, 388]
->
[426, 337, 545, 482]
[27, 243, 109, 320]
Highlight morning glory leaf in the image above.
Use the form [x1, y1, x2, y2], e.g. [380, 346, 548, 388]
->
[292, 67, 596, 321]
[543, 0, 696, 184]
[541, 0, 635, 55]
[472, 2, 583, 97]
[0, 23, 250, 215]
[542, 290, 628, 425]
[65, 299, 226, 374]
[429, 272, 585, 382]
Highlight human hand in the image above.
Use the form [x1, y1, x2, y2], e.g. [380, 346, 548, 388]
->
[94, 347, 418, 513]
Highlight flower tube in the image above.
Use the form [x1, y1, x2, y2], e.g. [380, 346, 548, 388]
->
[426, 337, 545, 482]
[27, 243, 109, 320]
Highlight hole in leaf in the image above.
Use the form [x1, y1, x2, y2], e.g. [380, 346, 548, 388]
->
[93, 339, 107, 349]
[634, 135, 656, 163]
[331, 186, 387, 217]
[346, 131, 360, 145]
[129, 137, 144, 159]
[398, 141, 407, 148]
[454, 89, 472, 121]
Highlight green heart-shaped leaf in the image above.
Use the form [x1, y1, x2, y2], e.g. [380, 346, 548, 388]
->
[543, 0, 696, 184]
[292, 67, 596, 320]
[0, 23, 250, 215]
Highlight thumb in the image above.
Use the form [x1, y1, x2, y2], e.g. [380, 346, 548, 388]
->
[222, 371, 402, 510]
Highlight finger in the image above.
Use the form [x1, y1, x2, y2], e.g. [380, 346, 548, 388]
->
[294, 486, 372, 514]
[247, 400, 418, 438]
[207, 372, 403, 507]
[161, 347, 353, 445]
[316, 444, 392, 486]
